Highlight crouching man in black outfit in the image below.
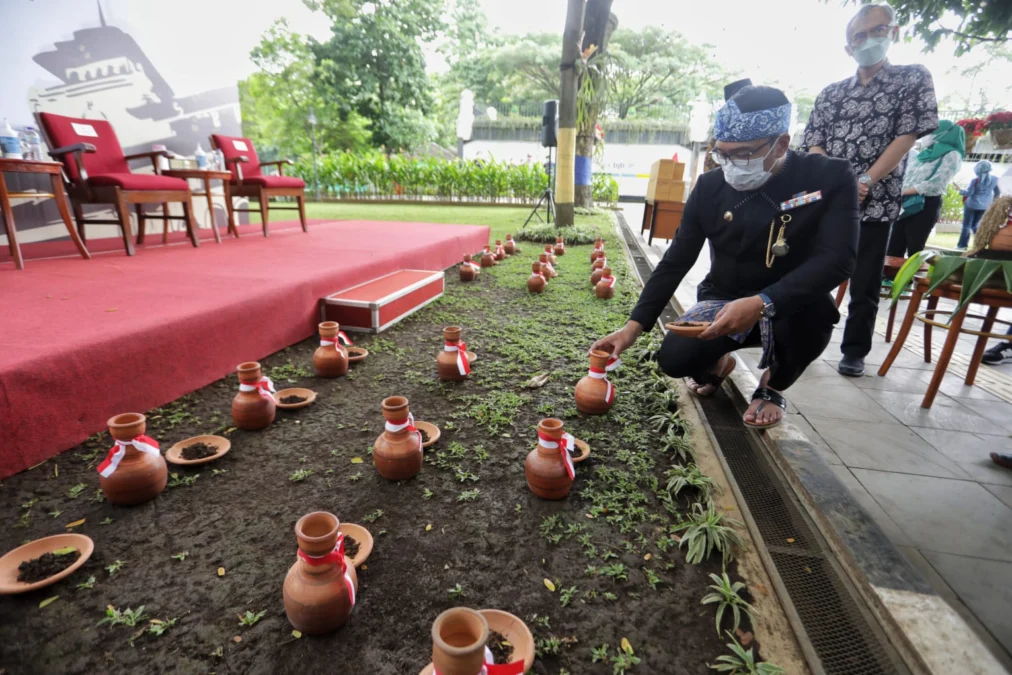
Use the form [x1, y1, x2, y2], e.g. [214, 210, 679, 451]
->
[592, 86, 859, 429]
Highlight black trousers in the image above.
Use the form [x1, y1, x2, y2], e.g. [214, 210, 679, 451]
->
[841, 220, 893, 359]
[887, 195, 942, 258]
[656, 298, 837, 391]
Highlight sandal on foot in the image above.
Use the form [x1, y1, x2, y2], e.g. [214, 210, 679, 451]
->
[744, 387, 786, 429]
[687, 358, 737, 398]
[991, 452, 1012, 470]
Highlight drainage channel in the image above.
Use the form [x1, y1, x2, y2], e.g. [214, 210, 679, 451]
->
[617, 215, 908, 675]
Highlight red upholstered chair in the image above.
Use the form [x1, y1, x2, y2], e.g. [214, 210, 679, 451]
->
[209, 135, 307, 237]
[35, 113, 200, 256]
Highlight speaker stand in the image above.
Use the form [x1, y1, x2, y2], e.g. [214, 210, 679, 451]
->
[523, 147, 556, 228]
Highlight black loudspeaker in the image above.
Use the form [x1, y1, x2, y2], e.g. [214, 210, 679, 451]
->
[541, 100, 559, 148]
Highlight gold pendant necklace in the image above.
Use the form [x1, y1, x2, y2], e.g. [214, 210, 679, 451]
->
[765, 214, 791, 268]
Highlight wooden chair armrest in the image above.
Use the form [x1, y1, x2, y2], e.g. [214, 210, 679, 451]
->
[226, 155, 248, 183]
[48, 143, 95, 182]
[260, 159, 294, 176]
[125, 149, 176, 173]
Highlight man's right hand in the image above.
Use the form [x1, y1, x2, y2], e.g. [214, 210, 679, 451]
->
[590, 321, 643, 358]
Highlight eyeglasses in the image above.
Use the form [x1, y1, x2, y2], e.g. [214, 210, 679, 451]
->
[711, 139, 774, 167]
[849, 23, 894, 46]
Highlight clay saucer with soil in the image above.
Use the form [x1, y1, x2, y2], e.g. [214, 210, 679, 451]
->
[274, 388, 318, 410]
[480, 609, 536, 671]
[165, 435, 231, 466]
[465, 351, 477, 364]
[0, 533, 95, 594]
[337, 523, 373, 568]
[571, 438, 592, 463]
[665, 320, 711, 337]
[414, 420, 441, 449]
[346, 347, 369, 363]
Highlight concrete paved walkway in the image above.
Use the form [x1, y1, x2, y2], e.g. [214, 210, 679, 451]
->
[622, 203, 1012, 667]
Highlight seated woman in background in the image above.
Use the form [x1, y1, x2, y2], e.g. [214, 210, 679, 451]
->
[887, 120, 965, 257]
[958, 160, 1001, 249]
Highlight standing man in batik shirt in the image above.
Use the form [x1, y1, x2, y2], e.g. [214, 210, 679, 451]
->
[804, 2, 938, 378]
[592, 86, 858, 429]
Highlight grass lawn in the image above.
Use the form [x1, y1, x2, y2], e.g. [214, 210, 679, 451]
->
[305, 202, 614, 243]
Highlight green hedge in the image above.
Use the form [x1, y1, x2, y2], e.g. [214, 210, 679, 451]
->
[292, 151, 549, 202]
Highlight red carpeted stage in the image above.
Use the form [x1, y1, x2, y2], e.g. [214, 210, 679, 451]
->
[0, 219, 490, 478]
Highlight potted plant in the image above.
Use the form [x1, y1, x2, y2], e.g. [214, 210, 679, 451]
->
[956, 117, 988, 154]
[985, 111, 1012, 149]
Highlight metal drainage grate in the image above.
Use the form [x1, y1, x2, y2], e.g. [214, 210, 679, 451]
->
[700, 393, 906, 675]
[615, 213, 907, 674]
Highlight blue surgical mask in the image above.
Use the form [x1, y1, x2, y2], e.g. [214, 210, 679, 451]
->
[853, 36, 891, 67]
[720, 145, 776, 192]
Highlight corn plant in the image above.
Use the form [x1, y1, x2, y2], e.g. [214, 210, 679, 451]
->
[701, 573, 755, 635]
[672, 502, 745, 565]
[709, 632, 784, 674]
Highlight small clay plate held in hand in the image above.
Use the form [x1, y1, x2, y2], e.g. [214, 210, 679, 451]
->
[665, 321, 711, 338]
[414, 420, 441, 448]
[571, 438, 592, 463]
[347, 347, 369, 363]
[165, 435, 231, 466]
[274, 388, 317, 410]
[337, 523, 373, 568]
[0, 533, 95, 594]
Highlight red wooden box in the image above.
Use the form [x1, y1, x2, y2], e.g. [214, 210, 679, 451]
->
[319, 269, 445, 333]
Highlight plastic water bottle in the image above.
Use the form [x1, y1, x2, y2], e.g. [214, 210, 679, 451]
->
[152, 144, 169, 171]
[1, 118, 22, 159]
[195, 142, 207, 169]
[214, 148, 225, 172]
[21, 125, 42, 160]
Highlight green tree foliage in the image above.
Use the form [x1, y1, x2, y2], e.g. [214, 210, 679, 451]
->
[836, 0, 1011, 56]
[607, 27, 728, 119]
[310, 0, 445, 151]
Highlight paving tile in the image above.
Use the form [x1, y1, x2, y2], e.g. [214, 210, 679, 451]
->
[789, 382, 899, 424]
[961, 399, 1012, 434]
[828, 465, 912, 547]
[923, 551, 1012, 656]
[806, 416, 969, 479]
[851, 469, 1012, 562]
[910, 428, 1012, 487]
[783, 413, 842, 466]
[984, 484, 1012, 509]
[861, 389, 1006, 435]
[795, 360, 847, 385]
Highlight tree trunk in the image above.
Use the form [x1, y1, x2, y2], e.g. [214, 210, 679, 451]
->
[554, 0, 586, 228]
[575, 133, 594, 208]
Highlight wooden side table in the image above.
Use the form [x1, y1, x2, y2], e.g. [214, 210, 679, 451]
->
[0, 158, 90, 270]
[161, 169, 234, 244]
[639, 198, 685, 246]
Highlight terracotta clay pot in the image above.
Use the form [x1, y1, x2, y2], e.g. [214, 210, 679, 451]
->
[232, 361, 276, 430]
[596, 267, 615, 299]
[590, 238, 604, 263]
[528, 262, 547, 293]
[431, 608, 489, 675]
[590, 267, 605, 286]
[373, 396, 423, 480]
[480, 246, 496, 267]
[504, 234, 516, 255]
[314, 321, 350, 378]
[538, 253, 557, 279]
[99, 412, 167, 505]
[494, 240, 506, 261]
[592, 256, 606, 270]
[575, 349, 617, 414]
[283, 511, 357, 635]
[525, 418, 575, 499]
[554, 236, 565, 256]
[543, 245, 557, 266]
[438, 326, 471, 381]
[460, 254, 480, 282]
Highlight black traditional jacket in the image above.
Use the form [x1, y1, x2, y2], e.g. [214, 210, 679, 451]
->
[630, 151, 859, 329]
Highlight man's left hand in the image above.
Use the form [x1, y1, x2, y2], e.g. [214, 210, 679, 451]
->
[858, 181, 870, 201]
[698, 296, 764, 340]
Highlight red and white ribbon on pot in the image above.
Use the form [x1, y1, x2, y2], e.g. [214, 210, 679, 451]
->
[588, 356, 621, 404]
[599, 273, 616, 289]
[537, 429, 577, 480]
[296, 533, 356, 606]
[495, 243, 505, 257]
[465, 260, 481, 271]
[542, 261, 556, 276]
[321, 331, 354, 348]
[444, 340, 471, 376]
[386, 412, 422, 453]
[240, 376, 276, 402]
[433, 647, 526, 675]
[97, 435, 160, 477]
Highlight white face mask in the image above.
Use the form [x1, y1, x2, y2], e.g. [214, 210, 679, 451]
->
[720, 144, 777, 192]
[852, 36, 891, 67]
